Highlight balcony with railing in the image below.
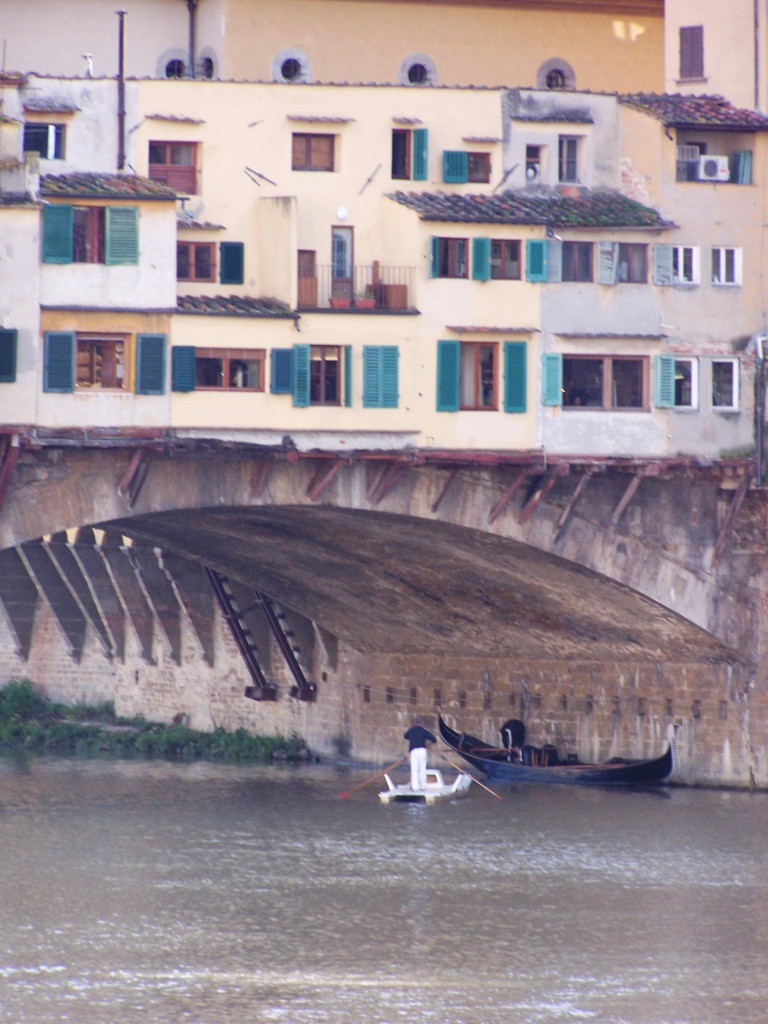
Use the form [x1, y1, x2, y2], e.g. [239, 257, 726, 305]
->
[297, 262, 415, 311]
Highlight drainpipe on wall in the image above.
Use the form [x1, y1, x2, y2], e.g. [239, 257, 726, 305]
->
[755, 336, 766, 485]
[116, 9, 126, 170]
[187, 0, 198, 79]
[755, 0, 760, 110]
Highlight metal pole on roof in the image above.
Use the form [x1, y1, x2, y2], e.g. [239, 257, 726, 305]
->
[116, 9, 126, 171]
[187, 0, 198, 79]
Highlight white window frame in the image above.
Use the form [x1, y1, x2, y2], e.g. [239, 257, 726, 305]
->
[673, 357, 699, 409]
[711, 358, 739, 411]
[672, 245, 700, 285]
[711, 246, 742, 286]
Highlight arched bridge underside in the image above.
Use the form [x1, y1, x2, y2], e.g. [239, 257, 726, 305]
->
[0, 444, 760, 666]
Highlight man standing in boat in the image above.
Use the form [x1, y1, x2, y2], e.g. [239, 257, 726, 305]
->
[404, 716, 436, 791]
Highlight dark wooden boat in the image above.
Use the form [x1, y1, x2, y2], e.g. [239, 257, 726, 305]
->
[438, 716, 673, 786]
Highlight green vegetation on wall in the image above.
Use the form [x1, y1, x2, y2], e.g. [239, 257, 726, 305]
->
[0, 678, 308, 763]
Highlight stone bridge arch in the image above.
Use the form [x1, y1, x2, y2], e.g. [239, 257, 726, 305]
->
[0, 443, 765, 785]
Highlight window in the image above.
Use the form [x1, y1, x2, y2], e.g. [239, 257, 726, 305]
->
[281, 58, 302, 81]
[526, 145, 542, 183]
[198, 56, 215, 79]
[42, 204, 138, 265]
[43, 332, 166, 394]
[437, 340, 526, 413]
[193, 348, 264, 390]
[459, 343, 496, 410]
[672, 245, 699, 285]
[490, 240, 521, 280]
[310, 346, 341, 405]
[468, 153, 491, 183]
[0, 329, 17, 383]
[76, 336, 127, 390]
[560, 355, 647, 409]
[363, 346, 399, 408]
[23, 123, 65, 159]
[673, 358, 697, 408]
[711, 247, 741, 286]
[148, 141, 197, 192]
[430, 237, 468, 278]
[292, 133, 334, 171]
[655, 355, 698, 409]
[272, 48, 311, 83]
[679, 26, 704, 80]
[177, 241, 215, 282]
[442, 151, 491, 184]
[558, 136, 579, 183]
[398, 53, 437, 87]
[712, 359, 739, 409]
[219, 241, 245, 285]
[165, 59, 186, 78]
[392, 127, 428, 180]
[561, 241, 593, 282]
[617, 243, 647, 283]
[546, 69, 566, 89]
[537, 58, 576, 90]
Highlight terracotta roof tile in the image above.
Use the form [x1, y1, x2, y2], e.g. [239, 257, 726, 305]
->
[176, 294, 293, 317]
[40, 172, 178, 200]
[389, 189, 673, 230]
[619, 93, 768, 130]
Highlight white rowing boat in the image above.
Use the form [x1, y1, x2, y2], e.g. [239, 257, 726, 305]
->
[378, 768, 472, 804]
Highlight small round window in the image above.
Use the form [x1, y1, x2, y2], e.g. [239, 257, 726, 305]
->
[199, 56, 215, 80]
[166, 58, 186, 79]
[398, 53, 436, 86]
[408, 62, 428, 84]
[272, 48, 311, 84]
[536, 58, 575, 90]
[281, 57, 302, 81]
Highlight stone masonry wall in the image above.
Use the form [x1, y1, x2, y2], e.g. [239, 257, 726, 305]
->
[0, 595, 763, 788]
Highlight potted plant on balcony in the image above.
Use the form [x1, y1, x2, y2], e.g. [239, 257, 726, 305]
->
[355, 284, 376, 309]
[329, 286, 351, 308]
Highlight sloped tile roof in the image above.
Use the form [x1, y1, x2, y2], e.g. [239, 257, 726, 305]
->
[619, 93, 768, 130]
[176, 295, 293, 317]
[40, 173, 178, 200]
[389, 189, 673, 229]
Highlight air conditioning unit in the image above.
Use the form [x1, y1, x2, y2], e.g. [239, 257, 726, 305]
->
[526, 162, 541, 182]
[698, 155, 730, 181]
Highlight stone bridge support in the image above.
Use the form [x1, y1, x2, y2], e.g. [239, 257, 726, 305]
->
[0, 441, 766, 786]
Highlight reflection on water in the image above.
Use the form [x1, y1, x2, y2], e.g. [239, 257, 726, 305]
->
[1, 756, 767, 1024]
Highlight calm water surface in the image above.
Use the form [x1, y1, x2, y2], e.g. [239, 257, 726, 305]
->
[1, 756, 767, 1024]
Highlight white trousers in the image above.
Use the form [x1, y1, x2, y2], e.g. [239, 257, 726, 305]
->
[410, 746, 428, 790]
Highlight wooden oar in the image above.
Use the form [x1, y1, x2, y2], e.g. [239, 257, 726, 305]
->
[436, 749, 501, 800]
[339, 754, 409, 798]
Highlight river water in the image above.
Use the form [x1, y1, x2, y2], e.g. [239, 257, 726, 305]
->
[1, 757, 767, 1024]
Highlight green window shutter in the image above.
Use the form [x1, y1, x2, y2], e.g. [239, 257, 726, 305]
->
[472, 237, 491, 281]
[503, 341, 527, 413]
[171, 346, 196, 392]
[526, 239, 548, 282]
[542, 353, 563, 406]
[654, 354, 675, 407]
[220, 241, 245, 284]
[343, 345, 352, 407]
[105, 206, 138, 264]
[42, 204, 73, 263]
[429, 236, 440, 278]
[136, 333, 166, 395]
[363, 346, 381, 408]
[436, 339, 460, 411]
[292, 344, 310, 407]
[43, 331, 75, 393]
[380, 346, 399, 408]
[270, 349, 293, 393]
[363, 346, 399, 408]
[653, 244, 674, 285]
[0, 329, 17, 383]
[545, 238, 563, 282]
[597, 241, 619, 285]
[412, 128, 428, 181]
[730, 150, 752, 184]
[443, 150, 468, 183]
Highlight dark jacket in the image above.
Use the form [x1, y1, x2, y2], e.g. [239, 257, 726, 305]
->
[404, 724, 436, 751]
